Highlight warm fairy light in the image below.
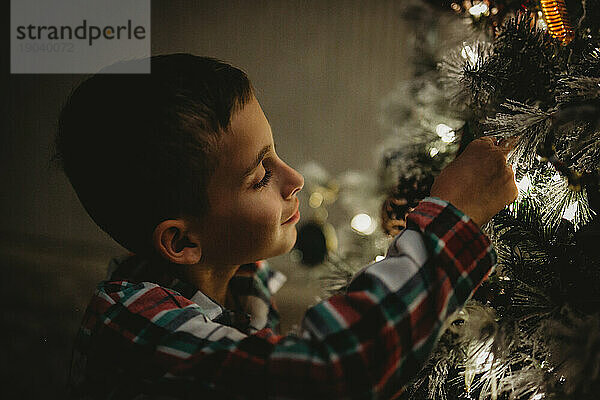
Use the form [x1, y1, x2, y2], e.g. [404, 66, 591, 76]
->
[475, 349, 494, 371]
[461, 44, 479, 65]
[562, 202, 577, 221]
[436, 124, 456, 142]
[351, 213, 375, 235]
[465, 343, 495, 392]
[309, 192, 324, 208]
[540, 0, 574, 46]
[375, 255, 385, 262]
[516, 174, 532, 194]
[430, 147, 440, 157]
[468, 2, 489, 18]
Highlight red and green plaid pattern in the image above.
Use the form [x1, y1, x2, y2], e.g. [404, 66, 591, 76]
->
[68, 198, 495, 399]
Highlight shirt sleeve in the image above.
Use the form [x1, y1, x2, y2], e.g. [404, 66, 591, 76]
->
[75, 198, 496, 399]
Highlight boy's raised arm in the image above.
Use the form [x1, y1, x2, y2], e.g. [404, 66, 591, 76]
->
[265, 196, 496, 398]
[69, 137, 517, 399]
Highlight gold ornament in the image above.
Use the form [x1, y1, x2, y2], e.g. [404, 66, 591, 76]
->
[539, 0, 574, 45]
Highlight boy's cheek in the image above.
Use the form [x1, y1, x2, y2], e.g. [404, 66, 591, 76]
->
[240, 193, 282, 223]
[203, 192, 285, 262]
[237, 216, 289, 259]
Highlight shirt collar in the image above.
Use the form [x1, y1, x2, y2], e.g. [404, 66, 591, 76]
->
[105, 253, 286, 332]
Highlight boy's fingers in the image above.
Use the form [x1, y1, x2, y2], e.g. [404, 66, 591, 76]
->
[496, 136, 520, 153]
[479, 136, 496, 146]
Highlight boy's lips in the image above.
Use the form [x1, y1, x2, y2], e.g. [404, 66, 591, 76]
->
[282, 199, 300, 225]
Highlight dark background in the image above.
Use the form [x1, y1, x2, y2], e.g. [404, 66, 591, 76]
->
[1, 1, 412, 397]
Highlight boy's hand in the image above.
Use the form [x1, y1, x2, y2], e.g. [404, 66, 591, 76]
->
[430, 136, 518, 227]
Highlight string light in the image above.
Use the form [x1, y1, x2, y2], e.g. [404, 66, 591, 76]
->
[468, 2, 489, 18]
[461, 44, 479, 65]
[351, 213, 376, 235]
[562, 202, 577, 221]
[435, 124, 456, 143]
[516, 175, 532, 194]
[309, 192, 324, 208]
[465, 343, 495, 392]
[539, 0, 574, 46]
[475, 349, 494, 371]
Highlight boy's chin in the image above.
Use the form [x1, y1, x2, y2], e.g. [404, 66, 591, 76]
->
[268, 229, 298, 259]
[283, 227, 299, 252]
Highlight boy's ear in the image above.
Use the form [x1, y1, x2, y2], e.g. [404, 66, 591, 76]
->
[152, 219, 202, 265]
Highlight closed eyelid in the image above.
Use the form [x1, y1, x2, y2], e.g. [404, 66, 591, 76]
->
[242, 145, 272, 181]
[252, 164, 273, 189]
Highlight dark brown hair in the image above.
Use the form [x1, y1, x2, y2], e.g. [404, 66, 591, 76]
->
[53, 54, 254, 255]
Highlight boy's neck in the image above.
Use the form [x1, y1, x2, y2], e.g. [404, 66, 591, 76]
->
[181, 263, 241, 307]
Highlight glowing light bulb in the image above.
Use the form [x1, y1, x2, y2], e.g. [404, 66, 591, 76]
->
[516, 175, 532, 194]
[475, 349, 493, 371]
[465, 345, 494, 392]
[430, 147, 439, 157]
[309, 192, 324, 208]
[461, 45, 478, 65]
[436, 124, 456, 143]
[563, 202, 577, 221]
[351, 213, 375, 235]
[468, 2, 489, 17]
[375, 255, 385, 262]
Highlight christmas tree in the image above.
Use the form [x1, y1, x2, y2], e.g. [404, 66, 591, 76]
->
[298, 1, 600, 398]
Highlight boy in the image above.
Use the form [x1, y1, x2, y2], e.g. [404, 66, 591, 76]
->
[55, 54, 517, 399]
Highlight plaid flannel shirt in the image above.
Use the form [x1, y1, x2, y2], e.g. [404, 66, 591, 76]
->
[67, 198, 496, 399]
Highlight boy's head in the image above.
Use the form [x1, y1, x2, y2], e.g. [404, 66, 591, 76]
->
[55, 54, 304, 266]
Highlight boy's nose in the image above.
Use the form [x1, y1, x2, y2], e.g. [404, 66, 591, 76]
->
[283, 164, 304, 199]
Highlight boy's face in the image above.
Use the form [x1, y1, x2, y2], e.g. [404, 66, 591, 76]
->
[192, 97, 304, 266]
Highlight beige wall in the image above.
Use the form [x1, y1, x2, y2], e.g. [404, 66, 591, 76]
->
[2, 0, 412, 248]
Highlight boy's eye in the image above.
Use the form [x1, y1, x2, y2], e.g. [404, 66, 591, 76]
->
[253, 166, 272, 190]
